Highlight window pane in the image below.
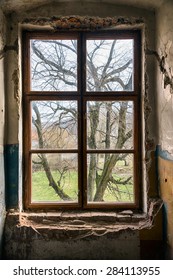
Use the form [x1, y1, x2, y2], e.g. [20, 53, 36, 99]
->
[30, 39, 77, 91]
[31, 100, 78, 149]
[87, 101, 133, 150]
[31, 153, 78, 202]
[86, 39, 133, 91]
[87, 153, 134, 203]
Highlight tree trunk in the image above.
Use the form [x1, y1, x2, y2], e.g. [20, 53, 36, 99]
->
[32, 102, 71, 201]
[87, 102, 100, 201]
[94, 101, 128, 201]
[40, 153, 71, 200]
[94, 154, 119, 201]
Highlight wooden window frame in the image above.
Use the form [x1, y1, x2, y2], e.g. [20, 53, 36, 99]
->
[23, 30, 142, 210]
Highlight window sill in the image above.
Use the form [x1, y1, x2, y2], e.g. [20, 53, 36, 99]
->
[6, 200, 162, 234]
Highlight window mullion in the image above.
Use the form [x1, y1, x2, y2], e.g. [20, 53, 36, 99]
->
[78, 32, 87, 208]
[23, 30, 141, 210]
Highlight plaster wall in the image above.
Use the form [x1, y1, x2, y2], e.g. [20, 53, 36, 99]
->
[0, 8, 6, 258]
[157, 0, 173, 258]
[157, 0, 173, 156]
[5, 0, 158, 210]
[2, 0, 162, 259]
[4, 213, 141, 260]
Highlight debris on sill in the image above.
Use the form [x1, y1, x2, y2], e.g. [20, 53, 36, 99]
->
[4, 198, 163, 240]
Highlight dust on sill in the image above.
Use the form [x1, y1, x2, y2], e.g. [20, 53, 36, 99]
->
[6, 198, 162, 238]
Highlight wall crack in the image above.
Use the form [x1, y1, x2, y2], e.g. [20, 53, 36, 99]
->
[146, 48, 173, 92]
[12, 68, 20, 119]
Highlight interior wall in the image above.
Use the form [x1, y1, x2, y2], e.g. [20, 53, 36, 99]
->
[0, 8, 6, 259]
[157, 0, 173, 259]
[2, 0, 164, 259]
[5, 0, 158, 212]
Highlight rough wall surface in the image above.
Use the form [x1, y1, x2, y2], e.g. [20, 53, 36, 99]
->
[0, 0, 165, 13]
[0, 8, 6, 258]
[4, 213, 140, 260]
[2, 0, 164, 259]
[157, 0, 173, 258]
[6, 232, 139, 260]
[157, 0, 173, 156]
[5, 0, 157, 210]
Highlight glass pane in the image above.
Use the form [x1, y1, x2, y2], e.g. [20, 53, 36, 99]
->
[30, 39, 77, 91]
[87, 153, 134, 203]
[31, 100, 78, 149]
[87, 101, 133, 150]
[86, 39, 133, 91]
[31, 153, 78, 202]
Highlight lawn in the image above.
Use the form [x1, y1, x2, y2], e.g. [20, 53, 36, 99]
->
[32, 170, 78, 202]
[32, 169, 134, 203]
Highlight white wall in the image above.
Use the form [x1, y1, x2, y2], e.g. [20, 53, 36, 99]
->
[157, 0, 173, 156]
[2, 0, 162, 259]
[157, 0, 173, 258]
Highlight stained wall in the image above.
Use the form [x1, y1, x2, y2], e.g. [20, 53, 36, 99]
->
[157, 0, 173, 259]
[1, 0, 164, 259]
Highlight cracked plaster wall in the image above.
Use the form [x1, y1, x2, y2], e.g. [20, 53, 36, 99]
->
[5, 0, 158, 206]
[157, 0, 173, 156]
[2, 0, 163, 259]
[0, 8, 6, 258]
[157, 0, 173, 258]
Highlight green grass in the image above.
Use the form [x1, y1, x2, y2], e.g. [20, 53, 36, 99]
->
[103, 175, 134, 202]
[32, 169, 134, 203]
[32, 170, 78, 202]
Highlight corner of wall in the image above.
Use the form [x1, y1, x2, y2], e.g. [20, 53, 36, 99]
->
[156, 0, 173, 259]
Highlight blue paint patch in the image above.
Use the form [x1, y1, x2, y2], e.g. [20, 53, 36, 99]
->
[156, 145, 173, 161]
[4, 144, 18, 208]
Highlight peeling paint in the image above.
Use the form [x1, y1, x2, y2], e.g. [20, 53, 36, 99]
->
[146, 48, 173, 92]
[157, 1, 173, 259]
[0, 1, 165, 259]
[157, 145, 173, 161]
[12, 68, 20, 119]
[143, 70, 156, 188]
[143, 42, 156, 156]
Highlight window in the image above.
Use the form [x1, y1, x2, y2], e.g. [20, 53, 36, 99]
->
[23, 30, 141, 210]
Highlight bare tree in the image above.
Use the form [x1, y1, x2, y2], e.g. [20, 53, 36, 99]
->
[31, 38, 134, 202]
